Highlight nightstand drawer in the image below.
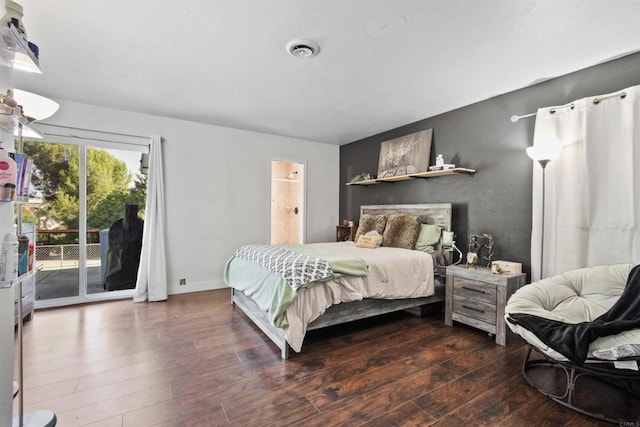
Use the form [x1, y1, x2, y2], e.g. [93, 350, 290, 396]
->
[453, 278, 496, 305]
[452, 296, 496, 324]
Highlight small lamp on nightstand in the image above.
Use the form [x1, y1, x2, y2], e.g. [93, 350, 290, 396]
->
[526, 142, 562, 280]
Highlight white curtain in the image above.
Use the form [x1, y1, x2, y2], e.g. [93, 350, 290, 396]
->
[134, 135, 168, 302]
[531, 85, 640, 281]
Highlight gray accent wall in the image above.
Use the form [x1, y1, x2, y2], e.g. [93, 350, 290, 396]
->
[340, 51, 640, 279]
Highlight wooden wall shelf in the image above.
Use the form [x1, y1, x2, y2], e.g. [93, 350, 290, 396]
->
[346, 167, 476, 186]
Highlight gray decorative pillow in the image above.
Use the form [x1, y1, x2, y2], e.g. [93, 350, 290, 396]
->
[382, 214, 421, 249]
[354, 214, 387, 243]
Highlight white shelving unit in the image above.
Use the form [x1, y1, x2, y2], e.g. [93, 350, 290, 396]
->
[0, 6, 56, 426]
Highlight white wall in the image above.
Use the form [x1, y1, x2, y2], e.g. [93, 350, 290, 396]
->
[41, 100, 340, 295]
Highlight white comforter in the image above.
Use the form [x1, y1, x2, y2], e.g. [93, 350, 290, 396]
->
[284, 242, 435, 352]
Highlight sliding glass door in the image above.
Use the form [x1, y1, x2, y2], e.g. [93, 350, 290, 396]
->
[22, 139, 148, 307]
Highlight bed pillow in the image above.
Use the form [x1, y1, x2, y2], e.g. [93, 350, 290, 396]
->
[354, 214, 387, 243]
[356, 234, 379, 248]
[355, 230, 383, 248]
[415, 224, 443, 253]
[382, 214, 421, 249]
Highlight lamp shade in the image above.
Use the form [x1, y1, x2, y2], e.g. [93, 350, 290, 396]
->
[526, 143, 562, 162]
[13, 89, 59, 121]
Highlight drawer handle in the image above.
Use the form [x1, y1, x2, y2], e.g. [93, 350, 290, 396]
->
[462, 304, 485, 314]
[461, 286, 486, 294]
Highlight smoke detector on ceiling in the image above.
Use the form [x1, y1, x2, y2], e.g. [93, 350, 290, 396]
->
[286, 39, 320, 58]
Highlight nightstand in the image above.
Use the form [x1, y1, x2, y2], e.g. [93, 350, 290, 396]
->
[336, 225, 357, 242]
[445, 264, 526, 346]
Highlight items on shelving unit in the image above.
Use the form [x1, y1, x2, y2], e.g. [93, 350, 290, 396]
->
[0, 144, 17, 201]
[345, 167, 476, 186]
[8, 150, 33, 198]
[0, 230, 18, 284]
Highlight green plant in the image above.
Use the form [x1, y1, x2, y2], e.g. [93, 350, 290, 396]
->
[350, 172, 375, 183]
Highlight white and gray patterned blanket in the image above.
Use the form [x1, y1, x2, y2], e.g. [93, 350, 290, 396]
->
[233, 244, 334, 291]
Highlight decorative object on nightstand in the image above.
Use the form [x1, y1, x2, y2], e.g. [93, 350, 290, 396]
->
[336, 225, 357, 242]
[491, 260, 522, 275]
[466, 251, 478, 268]
[468, 233, 494, 267]
[445, 264, 526, 346]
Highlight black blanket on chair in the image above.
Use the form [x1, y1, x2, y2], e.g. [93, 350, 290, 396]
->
[507, 264, 640, 365]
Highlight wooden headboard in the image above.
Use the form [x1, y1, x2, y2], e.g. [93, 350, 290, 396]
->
[360, 203, 452, 231]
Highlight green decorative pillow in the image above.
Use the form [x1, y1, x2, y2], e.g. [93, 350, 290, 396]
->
[415, 224, 443, 253]
[354, 214, 387, 243]
[382, 214, 421, 249]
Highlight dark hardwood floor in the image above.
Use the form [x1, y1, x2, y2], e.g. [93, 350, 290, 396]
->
[13, 289, 632, 426]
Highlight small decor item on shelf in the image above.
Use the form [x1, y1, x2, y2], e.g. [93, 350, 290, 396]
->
[468, 233, 494, 268]
[349, 172, 375, 183]
[428, 154, 456, 171]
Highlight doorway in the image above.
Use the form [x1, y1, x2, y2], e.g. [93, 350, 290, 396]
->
[21, 139, 148, 307]
[270, 160, 305, 244]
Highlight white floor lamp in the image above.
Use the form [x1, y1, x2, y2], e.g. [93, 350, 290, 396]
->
[526, 144, 562, 280]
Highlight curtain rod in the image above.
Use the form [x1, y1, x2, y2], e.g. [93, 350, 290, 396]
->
[42, 132, 149, 148]
[510, 90, 627, 122]
[35, 123, 150, 140]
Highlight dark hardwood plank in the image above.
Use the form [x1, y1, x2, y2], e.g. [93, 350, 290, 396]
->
[12, 288, 634, 426]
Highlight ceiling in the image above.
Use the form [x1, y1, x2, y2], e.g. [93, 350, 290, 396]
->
[14, 0, 640, 145]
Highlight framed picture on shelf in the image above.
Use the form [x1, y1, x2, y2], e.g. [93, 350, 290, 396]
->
[377, 129, 432, 179]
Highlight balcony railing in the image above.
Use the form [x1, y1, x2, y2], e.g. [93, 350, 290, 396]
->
[36, 243, 102, 270]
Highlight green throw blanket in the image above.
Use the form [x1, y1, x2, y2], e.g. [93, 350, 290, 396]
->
[225, 243, 368, 328]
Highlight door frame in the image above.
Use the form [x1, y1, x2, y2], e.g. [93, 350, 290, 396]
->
[32, 136, 148, 308]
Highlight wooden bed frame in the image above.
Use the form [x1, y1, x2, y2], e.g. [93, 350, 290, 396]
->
[231, 203, 452, 359]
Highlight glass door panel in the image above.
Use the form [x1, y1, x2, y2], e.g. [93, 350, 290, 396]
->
[22, 142, 81, 301]
[86, 146, 146, 294]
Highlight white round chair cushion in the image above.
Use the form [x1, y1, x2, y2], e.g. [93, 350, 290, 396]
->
[505, 263, 640, 361]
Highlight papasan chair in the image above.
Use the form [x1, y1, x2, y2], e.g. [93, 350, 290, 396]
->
[505, 263, 640, 424]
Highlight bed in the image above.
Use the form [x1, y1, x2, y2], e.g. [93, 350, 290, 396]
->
[225, 203, 453, 359]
